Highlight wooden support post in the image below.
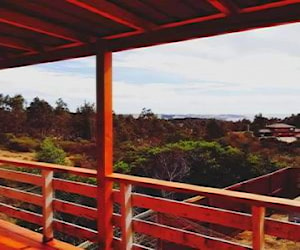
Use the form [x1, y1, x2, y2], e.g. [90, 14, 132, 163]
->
[42, 169, 54, 243]
[252, 206, 265, 250]
[120, 183, 133, 250]
[96, 50, 114, 250]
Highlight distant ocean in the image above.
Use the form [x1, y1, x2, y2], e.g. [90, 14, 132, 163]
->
[128, 113, 293, 122]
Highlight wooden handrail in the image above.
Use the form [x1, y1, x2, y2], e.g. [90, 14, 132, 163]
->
[108, 173, 300, 213]
[0, 157, 299, 249]
[0, 156, 96, 177]
[0, 157, 98, 244]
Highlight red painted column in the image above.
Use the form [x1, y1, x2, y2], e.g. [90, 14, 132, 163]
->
[96, 50, 114, 249]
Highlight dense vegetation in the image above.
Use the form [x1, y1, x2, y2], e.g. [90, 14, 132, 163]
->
[0, 94, 299, 189]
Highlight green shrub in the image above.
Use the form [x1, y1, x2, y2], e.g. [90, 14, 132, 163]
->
[114, 161, 131, 174]
[36, 138, 66, 164]
[7, 136, 39, 152]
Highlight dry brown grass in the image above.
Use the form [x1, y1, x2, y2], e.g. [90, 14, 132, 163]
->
[233, 214, 300, 249]
[0, 149, 35, 161]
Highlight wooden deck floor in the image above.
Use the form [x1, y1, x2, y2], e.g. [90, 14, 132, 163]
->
[0, 219, 82, 250]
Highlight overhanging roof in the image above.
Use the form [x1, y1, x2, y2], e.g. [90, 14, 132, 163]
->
[0, 0, 300, 69]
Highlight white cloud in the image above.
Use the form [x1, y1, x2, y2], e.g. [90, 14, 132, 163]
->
[0, 66, 96, 110]
[0, 22, 299, 115]
[113, 81, 300, 114]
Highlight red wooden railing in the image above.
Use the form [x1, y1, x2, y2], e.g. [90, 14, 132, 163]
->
[0, 157, 299, 250]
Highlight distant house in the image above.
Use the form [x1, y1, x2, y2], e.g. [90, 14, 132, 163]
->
[259, 123, 298, 143]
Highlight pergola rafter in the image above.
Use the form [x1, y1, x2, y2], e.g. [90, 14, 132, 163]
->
[206, 0, 240, 15]
[0, 35, 39, 52]
[65, 0, 157, 30]
[0, 8, 84, 42]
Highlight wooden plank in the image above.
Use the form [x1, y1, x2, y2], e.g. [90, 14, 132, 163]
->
[53, 199, 97, 220]
[113, 237, 152, 250]
[0, 8, 82, 42]
[0, 202, 42, 225]
[120, 183, 133, 250]
[113, 213, 121, 227]
[133, 219, 250, 249]
[53, 220, 97, 242]
[206, 0, 240, 15]
[0, 167, 42, 186]
[160, 13, 225, 29]
[108, 173, 300, 213]
[2, 0, 104, 38]
[0, 185, 43, 206]
[53, 178, 97, 198]
[0, 157, 96, 177]
[252, 206, 265, 250]
[113, 237, 121, 249]
[66, 0, 156, 30]
[0, 219, 82, 250]
[113, 189, 121, 203]
[133, 244, 153, 250]
[132, 193, 251, 230]
[96, 50, 113, 249]
[241, 0, 300, 13]
[265, 218, 300, 242]
[0, 35, 38, 52]
[42, 170, 54, 242]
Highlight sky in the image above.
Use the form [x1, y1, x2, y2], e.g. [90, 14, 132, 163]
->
[0, 22, 300, 115]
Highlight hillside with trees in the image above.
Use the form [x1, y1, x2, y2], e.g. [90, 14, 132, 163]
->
[0, 94, 299, 190]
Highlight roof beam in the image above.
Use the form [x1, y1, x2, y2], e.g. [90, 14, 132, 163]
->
[241, 0, 300, 13]
[0, 35, 39, 52]
[206, 0, 240, 15]
[1, 3, 300, 69]
[108, 4, 300, 52]
[65, 0, 157, 30]
[0, 8, 83, 42]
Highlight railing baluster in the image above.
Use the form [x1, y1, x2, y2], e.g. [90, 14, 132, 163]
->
[252, 206, 265, 250]
[42, 169, 54, 242]
[120, 183, 133, 250]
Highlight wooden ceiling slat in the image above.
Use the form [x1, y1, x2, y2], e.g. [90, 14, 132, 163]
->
[0, 23, 68, 48]
[108, 0, 175, 24]
[0, 0, 300, 69]
[142, 0, 199, 20]
[240, 0, 300, 13]
[33, 0, 131, 32]
[160, 13, 225, 29]
[233, 0, 279, 9]
[185, 0, 220, 14]
[108, 3, 300, 52]
[1, 0, 110, 39]
[0, 35, 38, 52]
[206, 0, 240, 15]
[65, 0, 157, 30]
[0, 8, 84, 42]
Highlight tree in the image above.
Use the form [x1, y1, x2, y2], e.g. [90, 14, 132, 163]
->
[205, 119, 225, 139]
[284, 113, 300, 128]
[0, 94, 26, 134]
[7, 94, 26, 134]
[72, 102, 96, 140]
[54, 98, 71, 138]
[27, 97, 54, 137]
[251, 113, 269, 135]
